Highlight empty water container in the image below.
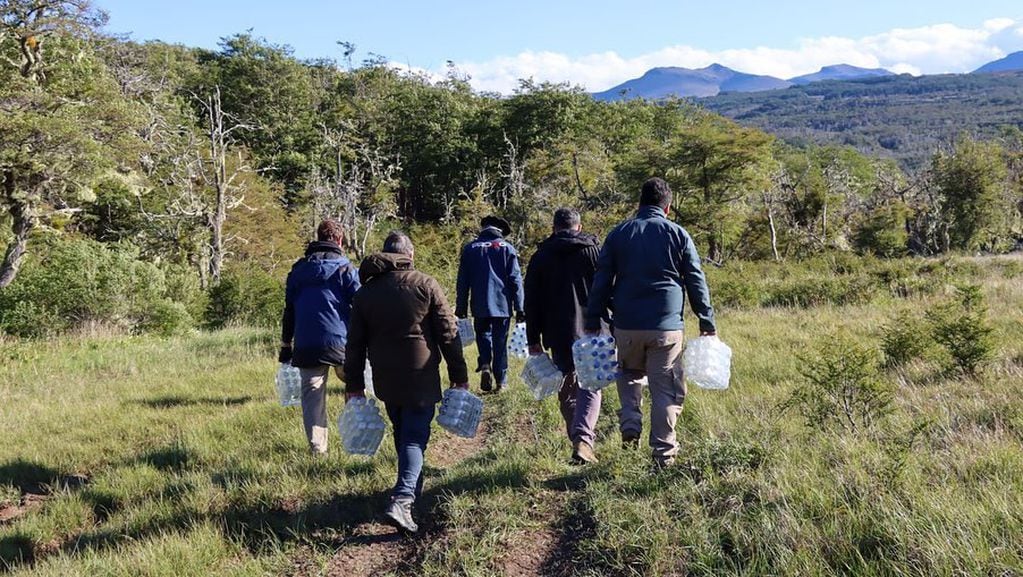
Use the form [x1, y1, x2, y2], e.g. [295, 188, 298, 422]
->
[509, 323, 529, 359]
[338, 397, 387, 455]
[457, 318, 475, 348]
[520, 353, 563, 400]
[275, 363, 302, 407]
[436, 388, 484, 438]
[682, 336, 732, 390]
[572, 335, 619, 391]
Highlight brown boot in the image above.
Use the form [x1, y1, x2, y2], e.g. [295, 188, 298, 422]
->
[571, 441, 598, 465]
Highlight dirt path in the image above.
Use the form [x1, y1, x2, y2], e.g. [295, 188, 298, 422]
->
[321, 416, 491, 577]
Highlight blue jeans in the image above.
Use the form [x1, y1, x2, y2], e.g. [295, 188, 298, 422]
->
[385, 403, 435, 500]
[474, 317, 511, 385]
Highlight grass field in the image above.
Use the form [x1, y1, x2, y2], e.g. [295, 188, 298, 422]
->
[1, 257, 1022, 576]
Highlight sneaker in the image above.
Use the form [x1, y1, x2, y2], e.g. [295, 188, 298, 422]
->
[571, 441, 598, 465]
[480, 369, 494, 393]
[383, 497, 418, 534]
[494, 382, 506, 393]
[621, 430, 640, 449]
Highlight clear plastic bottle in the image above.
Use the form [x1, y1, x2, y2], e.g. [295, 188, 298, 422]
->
[338, 397, 387, 455]
[436, 388, 484, 438]
[520, 353, 563, 400]
[573, 335, 619, 391]
[682, 336, 732, 390]
[275, 363, 302, 407]
[457, 318, 475, 348]
[363, 360, 375, 398]
[509, 323, 529, 359]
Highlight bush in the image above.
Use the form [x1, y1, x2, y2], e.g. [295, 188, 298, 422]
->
[763, 275, 877, 308]
[926, 285, 995, 376]
[0, 236, 200, 338]
[880, 311, 931, 368]
[782, 335, 895, 433]
[205, 267, 284, 329]
[137, 299, 193, 337]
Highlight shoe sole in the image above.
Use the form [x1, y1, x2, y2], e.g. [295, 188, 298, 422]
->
[481, 372, 493, 392]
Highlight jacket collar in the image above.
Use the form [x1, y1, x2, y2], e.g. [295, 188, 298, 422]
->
[477, 226, 504, 241]
[305, 240, 345, 257]
[637, 205, 668, 220]
[358, 252, 414, 284]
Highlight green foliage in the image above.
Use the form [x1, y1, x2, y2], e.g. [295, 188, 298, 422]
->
[783, 335, 895, 433]
[931, 136, 1010, 251]
[0, 236, 199, 337]
[205, 267, 284, 329]
[880, 311, 931, 368]
[853, 202, 909, 257]
[926, 285, 996, 376]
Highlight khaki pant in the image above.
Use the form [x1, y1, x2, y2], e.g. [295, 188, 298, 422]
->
[298, 365, 345, 454]
[614, 329, 686, 460]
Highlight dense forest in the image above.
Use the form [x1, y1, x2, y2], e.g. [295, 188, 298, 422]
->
[2, 1, 1022, 338]
[703, 71, 1023, 169]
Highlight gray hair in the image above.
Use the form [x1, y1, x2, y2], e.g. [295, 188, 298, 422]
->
[382, 230, 414, 256]
[553, 207, 581, 231]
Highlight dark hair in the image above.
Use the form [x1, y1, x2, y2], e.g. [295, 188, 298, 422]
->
[553, 208, 581, 231]
[382, 230, 414, 256]
[640, 177, 672, 208]
[316, 219, 345, 242]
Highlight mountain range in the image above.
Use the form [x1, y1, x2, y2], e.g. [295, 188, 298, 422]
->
[593, 51, 1023, 101]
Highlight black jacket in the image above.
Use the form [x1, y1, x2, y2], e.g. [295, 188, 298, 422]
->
[524, 230, 602, 352]
[344, 253, 468, 407]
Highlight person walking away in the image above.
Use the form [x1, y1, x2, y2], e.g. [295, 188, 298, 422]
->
[584, 178, 717, 469]
[524, 208, 605, 464]
[280, 219, 361, 455]
[345, 231, 469, 534]
[455, 216, 525, 393]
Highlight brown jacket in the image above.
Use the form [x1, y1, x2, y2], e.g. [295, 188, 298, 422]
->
[344, 252, 468, 406]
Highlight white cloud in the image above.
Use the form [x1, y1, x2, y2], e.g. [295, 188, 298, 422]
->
[445, 17, 1023, 94]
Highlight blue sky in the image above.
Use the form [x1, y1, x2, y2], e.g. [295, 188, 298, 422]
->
[97, 1, 1023, 92]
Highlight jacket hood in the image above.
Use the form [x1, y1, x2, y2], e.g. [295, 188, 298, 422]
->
[541, 230, 599, 254]
[359, 252, 414, 284]
[305, 240, 345, 257]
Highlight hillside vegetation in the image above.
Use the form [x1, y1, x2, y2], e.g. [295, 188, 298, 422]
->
[703, 72, 1023, 169]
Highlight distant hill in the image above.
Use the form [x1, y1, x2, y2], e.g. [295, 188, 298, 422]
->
[974, 51, 1023, 73]
[789, 64, 894, 85]
[702, 71, 1023, 169]
[592, 64, 790, 101]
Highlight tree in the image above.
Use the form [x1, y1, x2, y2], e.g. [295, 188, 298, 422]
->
[0, 0, 142, 287]
[930, 136, 1009, 251]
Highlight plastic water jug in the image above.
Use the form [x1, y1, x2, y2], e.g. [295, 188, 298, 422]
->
[520, 353, 563, 400]
[338, 397, 387, 455]
[682, 336, 732, 390]
[275, 363, 302, 407]
[457, 318, 475, 348]
[572, 335, 619, 391]
[436, 388, 484, 438]
[509, 323, 529, 359]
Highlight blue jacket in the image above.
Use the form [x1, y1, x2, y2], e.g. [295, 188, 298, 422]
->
[455, 227, 525, 319]
[281, 241, 361, 367]
[585, 206, 716, 333]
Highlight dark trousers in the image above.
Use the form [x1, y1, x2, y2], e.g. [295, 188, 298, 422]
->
[551, 346, 602, 446]
[385, 403, 435, 500]
[474, 317, 511, 385]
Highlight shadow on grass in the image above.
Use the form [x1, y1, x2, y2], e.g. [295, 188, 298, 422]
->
[131, 395, 255, 409]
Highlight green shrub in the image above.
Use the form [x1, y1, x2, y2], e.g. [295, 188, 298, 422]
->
[205, 267, 284, 329]
[711, 274, 764, 309]
[0, 236, 201, 338]
[852, 204, 909, 257]
[137, 299, 194, 337]
[880, 311, 931, 368]
[763, 275, 877, 308]
[926, 285, 995, 376]
[782, 335, 895, 433]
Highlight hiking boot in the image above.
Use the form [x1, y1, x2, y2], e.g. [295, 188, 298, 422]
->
[653, 456, 676, 470]
[494, 381, 505, 393]
[621, 430, 640, 450]
[383, 497, 418, 534]
[480, 369, 494, 393]
[571, 441, 598, 465]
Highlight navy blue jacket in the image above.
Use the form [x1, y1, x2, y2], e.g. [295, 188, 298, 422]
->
[585, 206, 715, 333]
[455, 227, 525, 319]
[281, 241, 361, 368]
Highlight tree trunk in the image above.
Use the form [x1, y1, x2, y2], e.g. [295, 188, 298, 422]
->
[0, 171, 35, 288]
[207, 88, 227, 285]
[764, 191, 780, 262]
